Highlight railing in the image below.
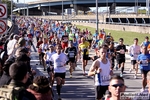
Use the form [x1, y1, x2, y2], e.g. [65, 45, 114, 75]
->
[70, 19, 150, 27]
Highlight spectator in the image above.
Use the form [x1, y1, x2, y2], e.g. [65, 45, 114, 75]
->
[107, 75, 127, 100]
[7, 35, 19, 57]
[27, 76, 53, 100]
[0, 57, 15, 86]
[3, 61, 37, 99]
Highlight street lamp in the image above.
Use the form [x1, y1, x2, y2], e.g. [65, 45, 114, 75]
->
[62, 0, 64, 21]
[146, 0, 150, 16]
[49, 0, 50, 15]
[11, 0, 13, 22]
[96, 0, 98, 32]
[135, 0, 138, 15]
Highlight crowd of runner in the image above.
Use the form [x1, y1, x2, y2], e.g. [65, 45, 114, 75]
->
[0, 16, 150, 100]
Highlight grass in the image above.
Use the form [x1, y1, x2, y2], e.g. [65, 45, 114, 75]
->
[77, 25, 150, 45]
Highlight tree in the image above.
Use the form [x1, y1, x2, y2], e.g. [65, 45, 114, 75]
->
[1, 0, 15, 17]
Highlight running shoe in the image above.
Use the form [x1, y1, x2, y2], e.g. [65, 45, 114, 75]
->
[134, 75, 137, 79]
[129, 69, 132, 73]
[120, 73, 123, 77]
[70, 74, 72, 78]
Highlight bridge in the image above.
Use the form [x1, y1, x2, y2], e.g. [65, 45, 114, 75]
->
[13, 0, 149, 15]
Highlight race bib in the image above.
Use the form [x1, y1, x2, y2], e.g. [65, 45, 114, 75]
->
[141, 60, 148, 66]
[120, 49, 125, 54]
[134, 52, 139, 55]
[69, 52, 75, 58]
[55, 58, 63, 67]
[101, 76, 110, 83]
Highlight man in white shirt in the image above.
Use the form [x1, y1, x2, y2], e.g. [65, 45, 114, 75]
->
[7, 35, 19, 57]
[128, 38, 141, 79]
[50, 44, 68, 100]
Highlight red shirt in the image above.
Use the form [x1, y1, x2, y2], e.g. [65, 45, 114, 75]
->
[37, 41, 43, 48]
[49, 36, 54, 40]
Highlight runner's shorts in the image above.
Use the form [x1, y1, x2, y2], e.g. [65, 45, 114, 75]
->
[88, 40, 92, 44]
[68, 58, 76, 63]
[116, 58, 125, 64]
[61, 43, 68, 49]
[131, 60, 137, 65]
[47, 67, 54, 73]
[95, 85, 108, 99]
[54, 72, 66, 79]
[82, 54, 91, 60]
[140, 70, 149, 77]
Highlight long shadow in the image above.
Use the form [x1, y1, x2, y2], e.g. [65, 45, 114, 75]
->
[32, 44, 37, 52]
[59, 85, 95, 100]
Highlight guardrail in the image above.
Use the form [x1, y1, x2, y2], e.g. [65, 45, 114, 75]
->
[70, 19, 150, 27]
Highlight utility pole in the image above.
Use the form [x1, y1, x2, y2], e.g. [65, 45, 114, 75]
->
[96, 0, 98, 32]
[62, 0, 64, 21]
[11, 0, 13, 22]
[146, 0, 150, 16]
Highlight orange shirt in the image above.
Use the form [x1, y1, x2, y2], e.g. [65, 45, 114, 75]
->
[99, 33, 104, 39]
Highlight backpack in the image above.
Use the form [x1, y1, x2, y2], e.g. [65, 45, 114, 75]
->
[0, 85, 25, 100]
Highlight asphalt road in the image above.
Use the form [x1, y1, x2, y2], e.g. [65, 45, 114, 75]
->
[30, 42, 144, 100]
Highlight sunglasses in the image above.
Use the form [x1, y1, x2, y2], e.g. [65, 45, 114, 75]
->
[111, 84, 124, 88]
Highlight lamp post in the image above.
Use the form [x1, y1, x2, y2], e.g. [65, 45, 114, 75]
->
[135, 0, 138, 16]
[11, 0, 13, 22]
[96, 0, 98, 32]
[49, 0, 50, 15]
[23, 0, 25, 16]
[62, 0, 64, 21]
[146, 0, 150, 16]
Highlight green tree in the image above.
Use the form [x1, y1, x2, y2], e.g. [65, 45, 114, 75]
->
[1, 0, 15, 17]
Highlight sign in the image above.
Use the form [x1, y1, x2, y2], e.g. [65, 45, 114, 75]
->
[0, 4, 7, 18]
[0, 20, 7, 34]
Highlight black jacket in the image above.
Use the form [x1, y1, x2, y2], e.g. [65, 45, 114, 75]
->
[0, 72, 11, 87]
[8, 80, 37, 100]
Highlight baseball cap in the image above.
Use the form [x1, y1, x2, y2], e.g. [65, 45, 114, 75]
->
[48, 45, 54, 48]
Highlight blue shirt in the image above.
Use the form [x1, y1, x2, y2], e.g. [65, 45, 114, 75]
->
[138, 54, 150, 71]
[142, 41, 150, 47]
[73, 41, 78, 50]
[93, 33, 98, 37]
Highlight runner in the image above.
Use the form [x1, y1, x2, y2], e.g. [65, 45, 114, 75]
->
[137, 46, 150, 92]
[87, 31, 93, 50]
[61, 31, 69, 51]
[98, 35, 106, 49]
[49, 44, 68, 100]
[69, 31, 74, 41]
[78, 37, 90, 75]
[128, 38, 141, 79]
[116, 38, 127, 77]
[39, 38, 48, 71]
[44, 45, 56, 87]
[65, 41, 77, 78]
[108, 42, 116, 70]
[140, 36, 150, 48]
[88, 47, 113, 100]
